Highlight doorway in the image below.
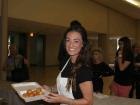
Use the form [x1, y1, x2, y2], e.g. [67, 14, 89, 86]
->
[29, 34, 45, 66]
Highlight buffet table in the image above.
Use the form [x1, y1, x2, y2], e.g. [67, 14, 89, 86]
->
[0, 80, 140, 105]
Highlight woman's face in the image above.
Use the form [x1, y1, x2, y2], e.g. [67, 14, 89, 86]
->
[65, 31, 83, 58]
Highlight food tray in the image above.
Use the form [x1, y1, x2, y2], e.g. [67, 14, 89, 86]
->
[11, 82, 49, 102]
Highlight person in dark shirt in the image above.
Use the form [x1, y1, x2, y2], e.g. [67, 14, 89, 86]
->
[110, 36, 134, 97]
[91, 49, 114, 93]
[131, 43, 140, 99]
[43, 20, 93, 105]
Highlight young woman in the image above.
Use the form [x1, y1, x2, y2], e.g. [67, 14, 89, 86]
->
[43, 20, 93, 105]
[110, 36, 134, 97]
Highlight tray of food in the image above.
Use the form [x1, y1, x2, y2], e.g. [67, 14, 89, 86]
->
[11, 82, 49, 102]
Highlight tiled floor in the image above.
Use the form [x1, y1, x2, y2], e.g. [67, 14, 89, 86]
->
[29, 66, 60, 86]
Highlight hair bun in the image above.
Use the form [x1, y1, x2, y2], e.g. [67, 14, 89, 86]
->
[70, 20, 82, 28]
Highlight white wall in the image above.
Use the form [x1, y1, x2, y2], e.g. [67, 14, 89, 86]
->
[6, 0, 139, 65]
[8, 0, 137, 35]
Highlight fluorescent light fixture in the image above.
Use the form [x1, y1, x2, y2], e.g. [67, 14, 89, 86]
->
[123, 0, 140, 8]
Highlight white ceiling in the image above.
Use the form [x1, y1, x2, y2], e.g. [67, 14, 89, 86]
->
[92, 0, 140, 20]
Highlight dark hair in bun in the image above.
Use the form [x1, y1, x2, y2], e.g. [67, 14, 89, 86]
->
[70, 20, 82, 28]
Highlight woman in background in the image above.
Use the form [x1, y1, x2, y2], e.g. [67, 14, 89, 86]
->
[110, 36, 134, 97]
[3, 44, 29, 82]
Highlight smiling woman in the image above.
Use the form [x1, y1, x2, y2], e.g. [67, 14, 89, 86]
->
[43, 20, 93, 105]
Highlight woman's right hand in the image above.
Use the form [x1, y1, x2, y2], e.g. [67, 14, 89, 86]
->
[43, 92, 68, 104]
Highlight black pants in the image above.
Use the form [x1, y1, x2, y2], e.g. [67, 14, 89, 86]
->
[134, 70, 140, 99]
[129, 82, 135, 98]
[93, 78, 103, 93]
[136, 81, 140, 99]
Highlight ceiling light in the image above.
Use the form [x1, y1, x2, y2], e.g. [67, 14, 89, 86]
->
[30, 32, 34, 37]
[123, 0, 140, 8]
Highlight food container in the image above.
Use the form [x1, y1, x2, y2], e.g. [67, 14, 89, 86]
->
[11, 82, 49, 102]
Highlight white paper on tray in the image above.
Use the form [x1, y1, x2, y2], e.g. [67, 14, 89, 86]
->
[11, 82, 49, 102]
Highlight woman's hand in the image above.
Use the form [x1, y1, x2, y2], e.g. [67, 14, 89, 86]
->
[43, 93, 67, 103]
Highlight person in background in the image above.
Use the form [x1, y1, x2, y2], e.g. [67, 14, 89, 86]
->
[91, 48, 114, 93]
[3, 44, 29, 82]
[110, 36, 134, 97]
[43, 20, 93, 105]
[131, 43, 140, 99]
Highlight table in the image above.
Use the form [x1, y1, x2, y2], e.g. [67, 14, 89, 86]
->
[0, 80, 26, 105]
[94, 93, 140, 105]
